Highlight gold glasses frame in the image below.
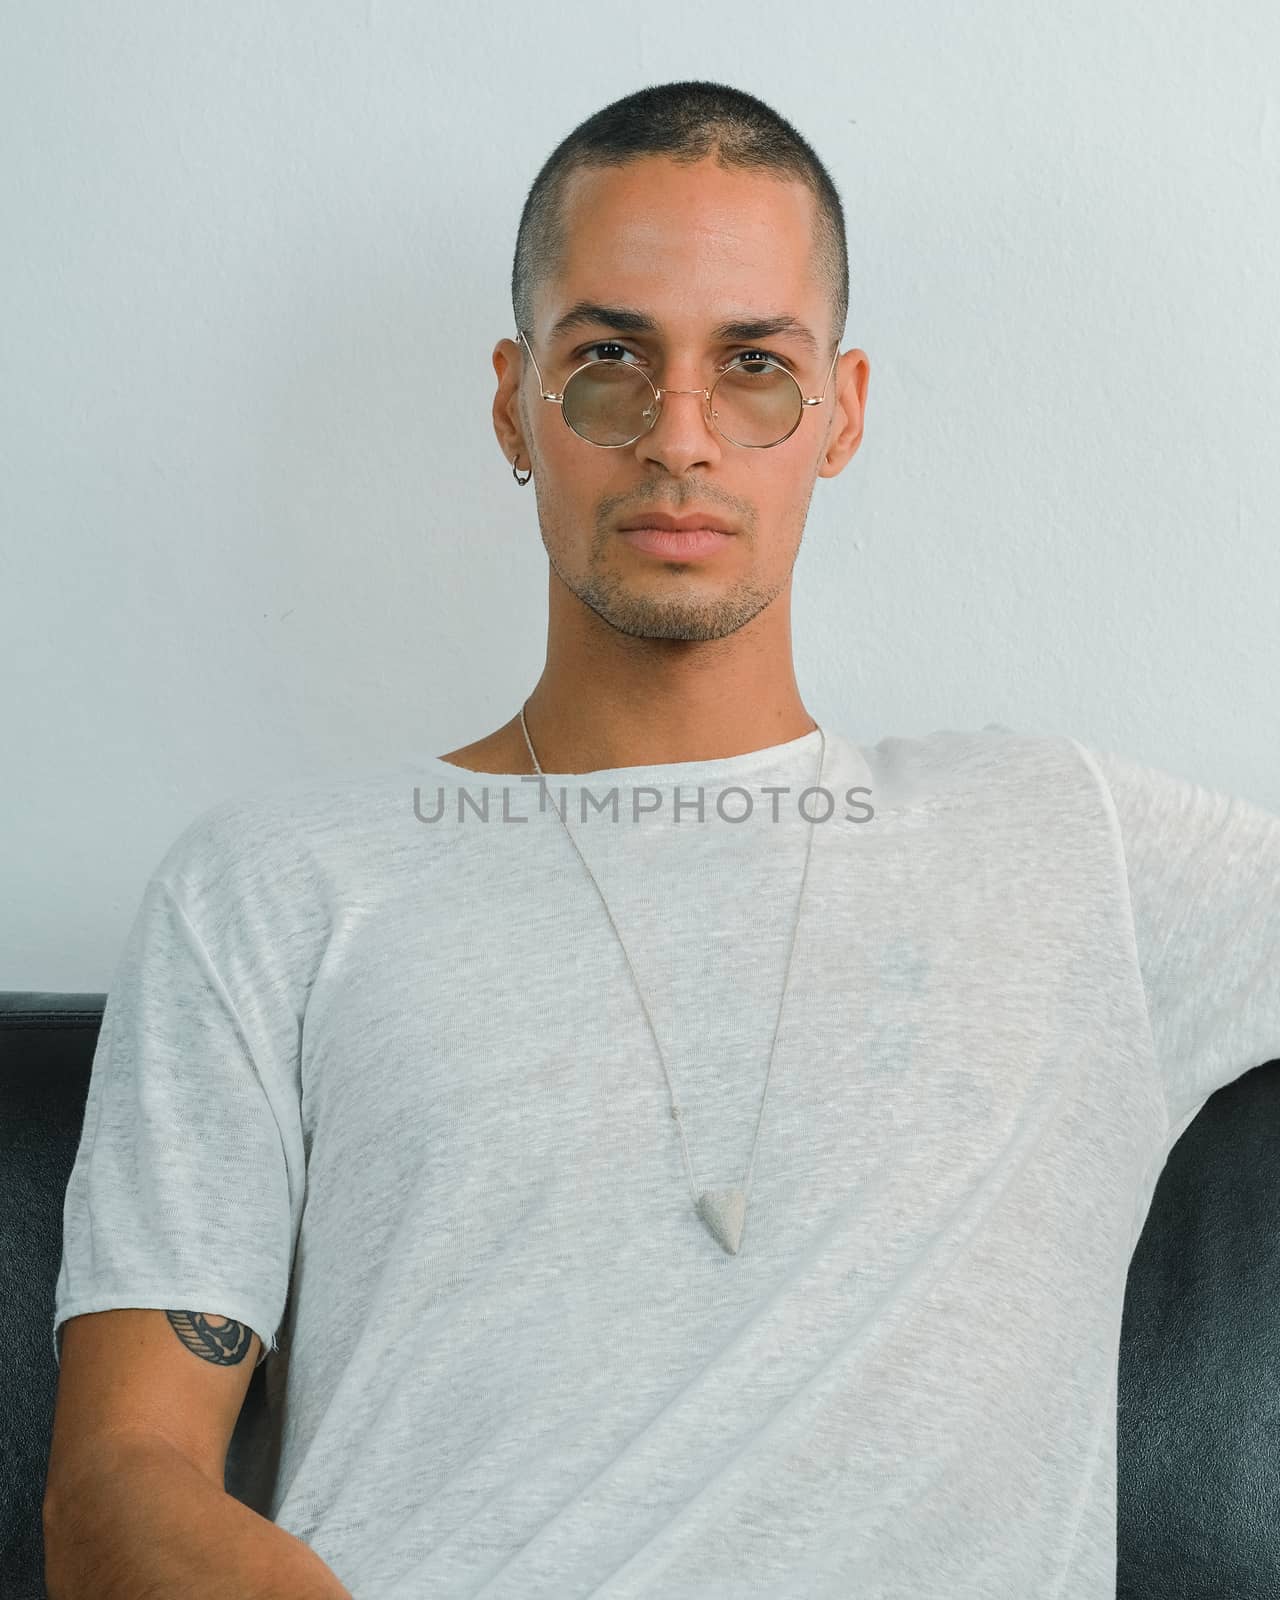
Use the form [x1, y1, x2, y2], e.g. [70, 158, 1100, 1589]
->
[515, 326, 842, 450]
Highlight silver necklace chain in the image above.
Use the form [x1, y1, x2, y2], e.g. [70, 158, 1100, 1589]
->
[518, 703, 827, 1248]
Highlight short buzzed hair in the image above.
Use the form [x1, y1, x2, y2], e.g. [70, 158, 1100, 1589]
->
[511, 80, 849, 355]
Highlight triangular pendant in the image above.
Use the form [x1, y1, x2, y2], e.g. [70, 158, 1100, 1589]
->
[697, 1188, 746, 1255]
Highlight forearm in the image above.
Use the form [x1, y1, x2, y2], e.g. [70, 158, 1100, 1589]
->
[44, 1432, 353, 1600]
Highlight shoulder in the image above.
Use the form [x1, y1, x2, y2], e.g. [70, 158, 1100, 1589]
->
[856, 722, 1098, 817]
[149, 762, 419, 919]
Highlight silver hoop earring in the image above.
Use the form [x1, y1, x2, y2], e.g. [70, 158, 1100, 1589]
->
[512, 456, 532, 486]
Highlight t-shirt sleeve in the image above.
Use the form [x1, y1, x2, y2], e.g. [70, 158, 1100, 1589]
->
[52, 800, 313, 1373]
[1071, 739, 1280, 1132]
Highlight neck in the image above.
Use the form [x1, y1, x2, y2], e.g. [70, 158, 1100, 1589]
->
[437, 569, 819, 777]
[518, 599, 813, 776]
[518, 689, 815, 776]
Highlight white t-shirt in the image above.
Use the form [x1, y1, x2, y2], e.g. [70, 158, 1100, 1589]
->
[53, 724, 1280, 1599]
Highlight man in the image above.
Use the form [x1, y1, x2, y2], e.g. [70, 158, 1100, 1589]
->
[48, 80, 1280, 1600]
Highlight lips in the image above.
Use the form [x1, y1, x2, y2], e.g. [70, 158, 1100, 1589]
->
[618, 511, 736, 534]
[619, 525, 735, 560]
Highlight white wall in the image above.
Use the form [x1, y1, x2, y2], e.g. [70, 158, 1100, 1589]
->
[3, 0, 1277, 989]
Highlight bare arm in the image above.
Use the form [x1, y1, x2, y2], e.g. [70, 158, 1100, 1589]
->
[44, 1428, 354, 1600]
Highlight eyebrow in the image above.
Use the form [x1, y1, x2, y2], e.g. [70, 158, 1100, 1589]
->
[545, 301, 823, 361]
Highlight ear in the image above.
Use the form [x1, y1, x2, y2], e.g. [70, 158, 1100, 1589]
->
[817, 348, 870, 479]
[491, 337, 529, 468]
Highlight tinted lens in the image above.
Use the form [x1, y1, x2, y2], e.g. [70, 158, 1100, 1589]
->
[562, 359, 804, 447]
[712, 361, 805, 447]
[562, 362, 658, 446]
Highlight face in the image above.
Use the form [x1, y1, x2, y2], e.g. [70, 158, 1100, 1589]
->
[492, 155, 869, 643]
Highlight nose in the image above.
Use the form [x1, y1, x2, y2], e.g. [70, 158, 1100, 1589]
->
[635, 385, 722, 475]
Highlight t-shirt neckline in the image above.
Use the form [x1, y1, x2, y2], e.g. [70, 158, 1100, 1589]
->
[424, 723, 829, 784]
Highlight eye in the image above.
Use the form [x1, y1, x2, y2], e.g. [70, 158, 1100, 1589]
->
[729, 348, 793, 374]
[578, 341, 640, 364]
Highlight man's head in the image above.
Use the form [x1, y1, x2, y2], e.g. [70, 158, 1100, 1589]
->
[492, 80, 868, 645]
